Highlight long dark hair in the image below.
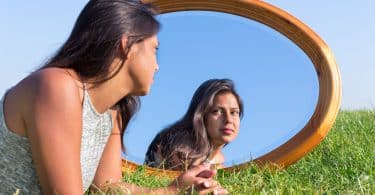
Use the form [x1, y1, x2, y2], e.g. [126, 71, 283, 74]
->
[40, 0, 160, 150]
[145, 78, 244, 170]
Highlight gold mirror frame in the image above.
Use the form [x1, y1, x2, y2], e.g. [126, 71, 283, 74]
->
[122, 0, 341, 178]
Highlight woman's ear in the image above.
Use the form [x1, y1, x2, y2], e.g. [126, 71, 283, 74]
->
[119, 35, 129, 56]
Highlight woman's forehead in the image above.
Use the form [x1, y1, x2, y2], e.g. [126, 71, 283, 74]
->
[213, 93, 239, 107]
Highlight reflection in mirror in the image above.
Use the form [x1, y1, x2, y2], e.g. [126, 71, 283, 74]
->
[123, 11, 319, 168]
[144, 78, 244, 171]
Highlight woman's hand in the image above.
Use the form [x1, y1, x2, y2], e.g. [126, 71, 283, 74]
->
[169, 164, 228, 194]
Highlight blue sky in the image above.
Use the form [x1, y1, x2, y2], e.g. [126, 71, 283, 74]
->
[267, 1, 375, 110]
[1, 1, 374, 165]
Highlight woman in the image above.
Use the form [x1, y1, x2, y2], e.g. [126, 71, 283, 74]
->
[145, 78, 244, 171]
[0, 0, 227, 194]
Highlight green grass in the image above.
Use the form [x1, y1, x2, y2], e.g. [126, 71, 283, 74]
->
[121, 110, 374, 194]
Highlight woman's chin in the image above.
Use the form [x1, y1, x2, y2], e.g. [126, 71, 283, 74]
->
[213, 140, 230, 148]
[221, 136, 236, 144]
[132, 88, 151, 96]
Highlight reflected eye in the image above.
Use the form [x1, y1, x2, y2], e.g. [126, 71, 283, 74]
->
[211, 109, 222, 115]
[231, 110, 240, 116]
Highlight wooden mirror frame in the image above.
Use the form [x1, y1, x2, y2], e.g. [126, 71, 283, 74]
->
[122, 0, 341, 178]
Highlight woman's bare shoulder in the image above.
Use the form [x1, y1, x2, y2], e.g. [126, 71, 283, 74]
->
[31, 68, 81, 91]
[3, 68, 83, 136]
[12, 68, 82, 102]
[11, 68, 83, 118]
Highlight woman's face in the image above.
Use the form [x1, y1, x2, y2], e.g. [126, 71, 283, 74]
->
[205, 92, 241, 147]
[126, 34, 159, 95]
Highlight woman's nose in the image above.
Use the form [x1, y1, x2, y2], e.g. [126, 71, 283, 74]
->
[224, 111, 234, 123]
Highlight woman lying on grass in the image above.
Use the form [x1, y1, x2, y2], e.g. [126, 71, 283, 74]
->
[0, 0, 227, 194]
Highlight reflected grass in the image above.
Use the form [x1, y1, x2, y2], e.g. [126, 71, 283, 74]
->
[120, 110, 375, 194]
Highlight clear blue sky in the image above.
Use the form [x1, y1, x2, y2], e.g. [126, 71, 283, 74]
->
[1, 1, 373, 165]
[267, 1, 375, 110]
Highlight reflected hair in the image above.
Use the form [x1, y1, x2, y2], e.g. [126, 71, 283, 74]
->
[145, 78, 244, 170]
[39, 0, 160, 150]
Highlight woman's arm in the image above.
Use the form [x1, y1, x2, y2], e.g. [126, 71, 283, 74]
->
[91, 108, 123, 189]
[23, 69, 84, 194]
[91, 108, 177, 193]
[92, 109, 227, 194]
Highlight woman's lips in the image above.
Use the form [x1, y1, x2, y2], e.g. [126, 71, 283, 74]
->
[222, 128, 233, 135]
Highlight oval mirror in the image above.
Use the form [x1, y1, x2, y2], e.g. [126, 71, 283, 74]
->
[125, 10, 319, 166]
[122, 0, 341, 177]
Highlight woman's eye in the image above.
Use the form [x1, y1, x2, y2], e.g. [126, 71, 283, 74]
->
[211, 109, 221, 114]
[231, 110, 240, 116]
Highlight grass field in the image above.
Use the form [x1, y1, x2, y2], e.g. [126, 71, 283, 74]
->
[120, 110, 374, 194]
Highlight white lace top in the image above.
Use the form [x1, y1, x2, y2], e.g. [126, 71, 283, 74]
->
[0, 90, 112, 194]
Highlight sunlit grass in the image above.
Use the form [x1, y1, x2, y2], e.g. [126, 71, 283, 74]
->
[120, 110, 375, 194]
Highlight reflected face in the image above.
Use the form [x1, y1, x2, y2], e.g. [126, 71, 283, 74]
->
[127, 34, 159, 95]
[206, 92, 241, 147]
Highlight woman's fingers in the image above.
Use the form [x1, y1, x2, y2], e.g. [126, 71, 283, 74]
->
[195, 178, 217, 189]
[190, 164, 214, 177]
[193, 177, 228, 194]
[197, 185, 228, 195]
[172, 164, 228, 194]
[197, 168, 217, 178]
[187, 181, 228, 194]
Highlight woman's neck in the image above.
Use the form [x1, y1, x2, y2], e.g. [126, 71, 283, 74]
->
[86, 82, 130, 114]
[66, 64, 132, 114]
[207, 145, 225, 164]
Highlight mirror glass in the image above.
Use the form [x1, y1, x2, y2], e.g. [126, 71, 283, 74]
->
[123, 11, 319, 167]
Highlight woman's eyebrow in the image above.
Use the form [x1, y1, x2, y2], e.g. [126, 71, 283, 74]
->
[213, 105, 239, 109]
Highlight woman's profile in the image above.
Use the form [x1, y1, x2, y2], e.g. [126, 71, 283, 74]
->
[145, 78, 244, 171]
[0, 0, 227, 194]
